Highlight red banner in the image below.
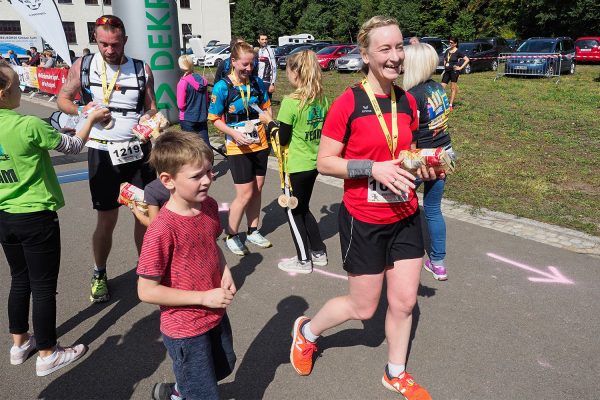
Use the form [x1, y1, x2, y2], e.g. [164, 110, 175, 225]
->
[35, 68, 69, 96]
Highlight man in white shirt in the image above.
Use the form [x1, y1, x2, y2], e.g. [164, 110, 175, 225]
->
[256, 33, 277, 99]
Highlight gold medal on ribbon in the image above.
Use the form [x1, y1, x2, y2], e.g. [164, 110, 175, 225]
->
[361, 78, 397, 159]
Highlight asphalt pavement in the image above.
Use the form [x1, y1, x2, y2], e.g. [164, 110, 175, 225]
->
[0, 99, 598, 399]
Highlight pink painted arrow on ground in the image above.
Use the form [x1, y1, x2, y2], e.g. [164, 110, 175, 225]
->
[487, 253, 574, 285]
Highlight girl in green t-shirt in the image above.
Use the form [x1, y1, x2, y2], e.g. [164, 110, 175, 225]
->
[260, 50, 330, 274]
[0, 61, 109, 376]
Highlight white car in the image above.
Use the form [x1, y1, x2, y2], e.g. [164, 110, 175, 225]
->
[197, 45, 231, 67]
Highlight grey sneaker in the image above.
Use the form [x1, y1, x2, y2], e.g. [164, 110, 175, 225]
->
[152, 382, 179, 400]
[311, 251, 328, 267]
[224, 235, 250, 256]
[36, 343, 87, 377]
[10, 335, 36, 365]
[246, 230, 272, 248]
[278, 257, 313, 274]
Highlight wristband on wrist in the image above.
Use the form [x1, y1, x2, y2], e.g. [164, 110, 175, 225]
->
[77, 105, 84, 115]
[347, 159, 374, 178]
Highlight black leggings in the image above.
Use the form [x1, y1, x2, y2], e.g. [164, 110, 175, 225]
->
[0, 210, 60, 350]
[285, 169, 326, 261]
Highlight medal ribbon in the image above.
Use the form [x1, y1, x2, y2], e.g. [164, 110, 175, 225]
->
[101, 60, 122, 105]
[361, 78, 397, 159]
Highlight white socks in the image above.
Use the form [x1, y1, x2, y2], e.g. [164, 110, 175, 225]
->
[387, 362, 406, 378]
[302, 322, 319, 343]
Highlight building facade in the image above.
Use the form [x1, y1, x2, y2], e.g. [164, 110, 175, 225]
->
[0, 0, 231, 57]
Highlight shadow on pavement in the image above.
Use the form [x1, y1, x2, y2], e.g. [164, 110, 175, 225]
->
[57, 269, 139, 345]
[39, 310, 164, 400]
[51, 152, 88, 166]
[219, 295, 308, 399]
[213, 158, 229, 181]
[318, 203, 341, 241]
[229, 252, 264, 290]
[258, 198, 289, 237]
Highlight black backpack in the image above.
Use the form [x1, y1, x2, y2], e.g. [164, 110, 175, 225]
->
[79, 54, 146, 113]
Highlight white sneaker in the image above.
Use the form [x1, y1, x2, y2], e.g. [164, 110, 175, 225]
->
[224, 235, 250, 256]
[278, 257, 313, 274]
[36, 343, 87, 377]
[311, 251, 328, 267]
[10, 335, 36, 365]
[246, 230, 272, 248]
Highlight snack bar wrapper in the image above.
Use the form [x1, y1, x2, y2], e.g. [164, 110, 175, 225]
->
[132, 112, 170, 143]
[398, 148, 456, 174]
[118, 182, 149, 215]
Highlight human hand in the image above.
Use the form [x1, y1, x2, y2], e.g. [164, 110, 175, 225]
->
[268, 84, 275, 94]
[221, 267, 237, 295]
[415, 165, 444, 181]
[139, 109, 157, 124]
[82, 102, 98, 113]
[232, 130, 252, 146]
[258, 111, 272, 125]
[202, 288, 234, 308]
[371, 159, 416, 197]
[87, 106, 111, 124]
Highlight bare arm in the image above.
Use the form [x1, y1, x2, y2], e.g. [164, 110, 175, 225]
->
[57, 57, 84, 115]
[137, 276, 233, 308]
[143, 63, 157, 113]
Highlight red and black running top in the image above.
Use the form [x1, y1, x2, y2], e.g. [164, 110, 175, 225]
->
[322, 83, 419, 224]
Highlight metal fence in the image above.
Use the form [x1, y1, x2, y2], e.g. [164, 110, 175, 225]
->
[495, 53, 562, 82]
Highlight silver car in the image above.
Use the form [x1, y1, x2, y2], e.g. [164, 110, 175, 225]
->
[335, 47, 363, 72]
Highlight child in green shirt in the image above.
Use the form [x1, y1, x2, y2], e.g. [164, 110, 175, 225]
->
[0, 61, 109, 376]
[260, 50, 330, 274]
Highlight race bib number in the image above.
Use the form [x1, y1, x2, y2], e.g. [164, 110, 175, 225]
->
[233, 123, 261, 144]
[367, 177, 409, 203]
[108, 139, 143, 165]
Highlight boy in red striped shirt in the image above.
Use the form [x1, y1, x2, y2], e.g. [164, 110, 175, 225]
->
[136, 131, 236, 400]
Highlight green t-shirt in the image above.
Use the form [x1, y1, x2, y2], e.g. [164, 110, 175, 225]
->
[277, 95, 330, 173]
[0, 109, 64, 213]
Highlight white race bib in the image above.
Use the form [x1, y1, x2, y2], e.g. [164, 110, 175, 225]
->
[367, 177, 409, 203]
[107, 139, 143, 165]
[232, 120, 261, 144]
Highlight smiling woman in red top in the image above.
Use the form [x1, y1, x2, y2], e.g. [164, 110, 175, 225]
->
[288, 16, 439, 400]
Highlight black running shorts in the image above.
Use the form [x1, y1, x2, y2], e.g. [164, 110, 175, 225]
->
[338, 203, 424, 275]
[228, 148, 269, 184]
[442, 69, 460, 84]
[88, 142, 155, 211]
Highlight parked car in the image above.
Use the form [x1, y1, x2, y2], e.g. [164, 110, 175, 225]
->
[474, 37, 512, 54]
[196, 45, 230, 67]
[505, 37, 576, 76]
[457, 42, 500, 73]
[277, 42, 333, 69]
[316, 45, 356, 70]
[274, 43, 310, 64]
[335, 47, 363, 72]
[420, 37, 450, 72]
[506, 38, 524, 51]
[575, 37, 600, 63]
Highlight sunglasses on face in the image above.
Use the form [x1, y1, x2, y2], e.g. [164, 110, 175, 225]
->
[96, 16, 124, 29]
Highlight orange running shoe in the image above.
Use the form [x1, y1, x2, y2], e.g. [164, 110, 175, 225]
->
[381, 366, 432, 400]
[290, 316, 318, 376]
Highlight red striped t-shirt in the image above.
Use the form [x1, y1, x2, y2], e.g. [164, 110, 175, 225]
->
[136, 197, 224, 338]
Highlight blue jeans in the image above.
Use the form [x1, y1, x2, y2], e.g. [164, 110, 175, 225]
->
[162, 314, 236, 400]
[180, 120, 210, 147]
[415, 177, 446, 263]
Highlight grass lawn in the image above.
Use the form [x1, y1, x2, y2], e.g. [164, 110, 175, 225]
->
[196, 64, 600, 237]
